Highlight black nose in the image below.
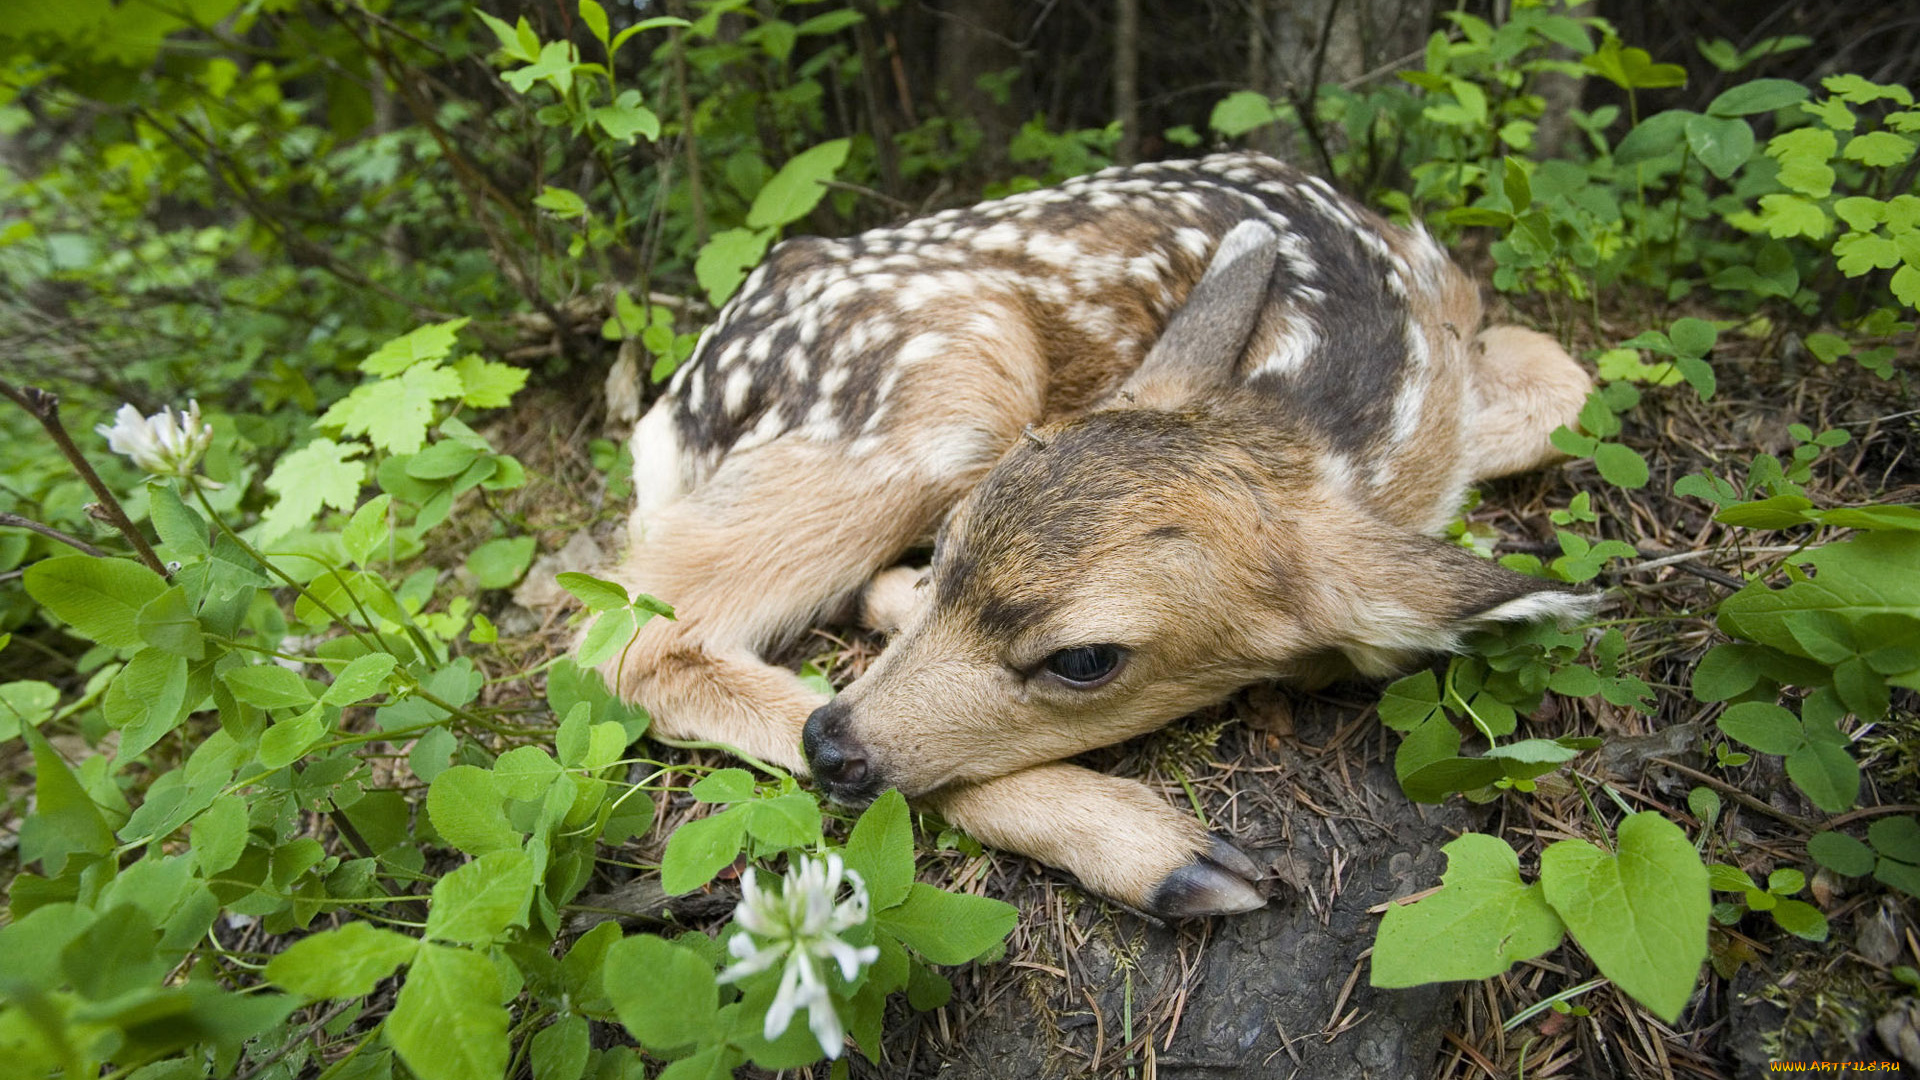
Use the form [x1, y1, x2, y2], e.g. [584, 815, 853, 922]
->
[803, 700, 874, 801]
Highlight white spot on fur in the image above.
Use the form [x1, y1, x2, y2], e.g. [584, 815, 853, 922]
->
[628, 404, 688, 534]
[1254, 316, 1320, 377]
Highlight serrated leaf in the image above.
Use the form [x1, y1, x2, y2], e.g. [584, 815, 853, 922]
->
[389, 944, 509, 1080]
[844, 789, 914, 911]
[1371, 833, 1565, 987]
[604, 934, 720, 1050]
[1539, 813, 1708, 1023]
[323, 365, 466, 455]
[427, 850, 533, 945]
[362, 318, 471, 376]
[267, 921, 420, 1000]
[451, 355, 529, 409]
[877, 883, 1017, 965]
[24, 554, 169, 649]
[261, 438, 368, 542]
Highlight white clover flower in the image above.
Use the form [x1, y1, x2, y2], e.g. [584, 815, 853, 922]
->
[718, 852, 879, 1059]
[97, 401, 218, 485]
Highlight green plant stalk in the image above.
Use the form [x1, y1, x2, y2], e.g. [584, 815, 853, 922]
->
[1502, 977, 1607, 1030]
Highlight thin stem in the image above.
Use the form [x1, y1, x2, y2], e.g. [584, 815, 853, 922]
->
[0, 512, 109, 558]
[0, 377, 167, 576]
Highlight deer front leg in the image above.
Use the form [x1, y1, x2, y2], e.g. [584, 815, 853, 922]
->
[923, 762, 1267, 919]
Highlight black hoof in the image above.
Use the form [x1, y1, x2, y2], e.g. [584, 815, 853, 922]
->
[1143, 833, 1266, 918]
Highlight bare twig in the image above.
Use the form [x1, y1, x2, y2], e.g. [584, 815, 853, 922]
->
[0, 378, 167, 576]
[0, 513, 109, 559]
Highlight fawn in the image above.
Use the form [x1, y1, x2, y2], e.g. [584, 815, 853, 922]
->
[597, 152, 1593, 918]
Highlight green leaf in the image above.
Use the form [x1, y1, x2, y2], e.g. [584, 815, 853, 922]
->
[148, 483, 210, 559]
[324, 653, 397, 706]
[578, 0, 608, 45]
[267, 921, 420, 1000]
[1769, 898, 1828, 941]
[1870, 817, 1920, 863]
[690, 767, 754, 803]
[534, 186, 589, 218]
[103, 647, 190, 759]
[19, 726, 115, 874]
[191, 794, 250, 875]
[1843, 131, 1915, 168]
[1754, 193, 1831, 240]
[593, 92, 660, 144]
[1209, 90, 1279, 137]
[362, 319, 471, 376]
[531, 1015, 590, 1080]
[494, 745, 564, 801]
[340, 494, 392, 567]
[1378, 670, 1443, 731]
[24, 554, 169, 649]
[743, 793, 824, 849]
[389, 944, 509, 1080]
[451, 355, 529, 409]
[1720, 533, 1920, 668]
[878, 883, 1018, 965]
[844, 789, 914, 911]
[322, 365, 467, 455]
[604, 934, 720, 1050]
[1613, 109, 1690, 165]
[467, 536, 537, 590]
[1715, 494, 1816, 528]
[1371, 833, 1565, 987]
[428, 765, 524, 855]
[1717, 701, 1805, 755]
[1707, 78, 1810, 116]
[1684, 114, 1754, 180]
[427, 850, 533, 945]
[695, 227, 775, 308]
[1592, 442, 1650, 488]
[1668, 318, 1718, 359]
[746, 139, 851, 229]
[1786, 741, 1861, 812]
[261, 438, 368, 542]
[0, 679, 58, 740]
[1808, 830, 1875, 876]
[258, 703, 328, 769]
[222, 664, 316, 710]
[555, 571, 629, 612]
[1691, 644, 1771, 701]
[1539, 813, 1708, 1023]
[659, 806, 747, 894]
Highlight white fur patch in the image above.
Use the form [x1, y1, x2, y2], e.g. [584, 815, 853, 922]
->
[629, 404, 689, 530]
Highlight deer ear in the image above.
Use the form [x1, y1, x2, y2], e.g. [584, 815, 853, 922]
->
[1323, 533, 1599, 677]
[1118, 219, 1281, 400]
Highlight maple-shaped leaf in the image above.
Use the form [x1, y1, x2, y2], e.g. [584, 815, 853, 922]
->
[452, 355, 529, 409]
[261, 438, 367, 542]
[320, 364, 465, 454]
[361, 318, 471, 376]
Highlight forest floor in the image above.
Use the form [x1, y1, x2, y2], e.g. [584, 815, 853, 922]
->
[464, 298, 1920, 1080]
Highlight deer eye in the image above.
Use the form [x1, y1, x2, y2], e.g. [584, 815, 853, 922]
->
[1041, 645, 1127, 688]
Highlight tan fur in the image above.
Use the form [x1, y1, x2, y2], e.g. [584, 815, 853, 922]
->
[597, 156, 1596, 914]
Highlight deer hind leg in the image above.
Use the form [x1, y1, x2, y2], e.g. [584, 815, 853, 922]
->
[1463, 325, 1593, 481]
[924, 762, 1266, 918]
[603, 441, 950, 771]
